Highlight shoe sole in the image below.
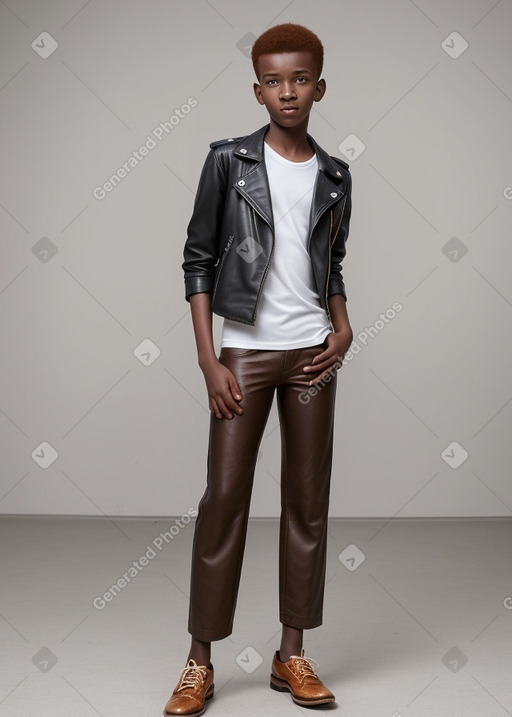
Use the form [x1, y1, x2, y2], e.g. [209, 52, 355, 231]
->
[163, 683, 214, 717]
[270, 674, 334, 706]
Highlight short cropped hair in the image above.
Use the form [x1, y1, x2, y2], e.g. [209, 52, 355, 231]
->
[251, 23, 324, 80]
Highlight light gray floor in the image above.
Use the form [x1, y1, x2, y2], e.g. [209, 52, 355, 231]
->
[0, 516, 511, 717]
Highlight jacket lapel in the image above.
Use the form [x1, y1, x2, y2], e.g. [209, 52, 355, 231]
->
[231, 125, 273, 226]
[308, 170, 344, 234]
[233, 163, 274, 227]
[232, 124, 346, 232]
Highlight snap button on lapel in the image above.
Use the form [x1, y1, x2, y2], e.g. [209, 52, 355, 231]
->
[239, 148, 247, 154]
[336, 170, 342, 176]
[330, 192, 338, 198]
[238, 179, 246, 187]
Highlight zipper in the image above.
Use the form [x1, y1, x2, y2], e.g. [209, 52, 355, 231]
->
[324, 195, 347, 326]
[306, 192, 343, 253]
[324, 211, 334, 326]
[234, 172, 275, 325]
[212, 235, 235, 300]
[252, 206, 274, 324]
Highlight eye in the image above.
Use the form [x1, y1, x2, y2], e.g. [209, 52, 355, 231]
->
[266, 79, 278, 86]
[296, 76, 308, 83]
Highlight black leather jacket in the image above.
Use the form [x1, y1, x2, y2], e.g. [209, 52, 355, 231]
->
[182, 123, 352, 326]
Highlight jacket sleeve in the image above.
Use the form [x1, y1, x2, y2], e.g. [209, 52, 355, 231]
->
[327, 166, 352, 301]
[182, 147, 228, 301]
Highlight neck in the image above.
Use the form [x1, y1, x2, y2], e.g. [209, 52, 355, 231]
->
[264, 118, 313, 161]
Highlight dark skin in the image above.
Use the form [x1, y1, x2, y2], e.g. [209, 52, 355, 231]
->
[187, 51, 353, 666]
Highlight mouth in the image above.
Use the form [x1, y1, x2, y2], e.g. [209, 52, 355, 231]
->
[281, 106, 299, 113]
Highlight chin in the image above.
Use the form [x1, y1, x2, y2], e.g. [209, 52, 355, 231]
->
[272, 113, 303, 126]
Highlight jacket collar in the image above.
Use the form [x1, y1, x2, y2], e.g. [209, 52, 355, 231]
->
[233, 123, 344, 182]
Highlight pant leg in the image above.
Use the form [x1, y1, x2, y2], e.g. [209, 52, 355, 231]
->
[187, 348, 279, 642]
[276, 345, 338, 629]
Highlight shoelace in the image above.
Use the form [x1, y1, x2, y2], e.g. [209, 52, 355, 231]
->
[288, 650, 320, 679]
[177, 660, 208, 692]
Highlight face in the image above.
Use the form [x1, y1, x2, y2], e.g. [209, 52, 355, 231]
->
[253, 51, 326, 128]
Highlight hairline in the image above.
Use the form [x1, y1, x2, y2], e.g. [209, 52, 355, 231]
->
[255, 53, 321, 82]
[260, 68, 315, 79]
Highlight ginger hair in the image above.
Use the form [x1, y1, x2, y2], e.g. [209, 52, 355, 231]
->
[251, 23, 324, 80]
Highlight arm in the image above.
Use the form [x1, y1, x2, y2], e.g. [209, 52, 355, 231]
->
[183, 148, 227, 300]
[304, 168, 353, 384]
[303, 294, 353, 385]
[327, 168, 352, 300]
[184, 148, 243, 419]
[190, 292, 244, 420]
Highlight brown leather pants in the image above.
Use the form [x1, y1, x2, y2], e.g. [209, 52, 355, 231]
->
[187, 344, 337, 641]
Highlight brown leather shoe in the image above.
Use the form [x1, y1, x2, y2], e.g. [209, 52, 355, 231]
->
[270, 648, 335, 706]
[163, 658, 214, 716]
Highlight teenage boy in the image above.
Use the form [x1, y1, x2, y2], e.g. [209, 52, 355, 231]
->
[164, 22, 353, 716]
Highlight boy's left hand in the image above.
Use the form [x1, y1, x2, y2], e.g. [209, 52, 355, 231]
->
[303, 329, 353, 386]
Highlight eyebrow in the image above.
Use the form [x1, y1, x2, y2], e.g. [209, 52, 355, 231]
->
[261, 69, 313, 79]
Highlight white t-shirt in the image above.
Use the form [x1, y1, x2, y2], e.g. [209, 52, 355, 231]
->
[221, 141, 332, 349]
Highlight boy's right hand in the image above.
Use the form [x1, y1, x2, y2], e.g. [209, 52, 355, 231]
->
[200, 357, 243, 420]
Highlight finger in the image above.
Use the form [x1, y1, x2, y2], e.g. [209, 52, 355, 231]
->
[214, 396, 234, 419]
[222, 389, 243, 415]
[228, 377, 243, 404]
[303, 353, 338, 373]
[210, 398, 223, 420]
[217, 385, 246, 418]
[311, 347, 331, 364]
[307, 361, 342, 386]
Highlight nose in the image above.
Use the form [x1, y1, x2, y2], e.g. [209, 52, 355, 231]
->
[280, 82, 296, 100]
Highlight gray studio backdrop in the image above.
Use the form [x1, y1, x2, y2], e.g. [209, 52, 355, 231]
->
[1, 0, 511, 517]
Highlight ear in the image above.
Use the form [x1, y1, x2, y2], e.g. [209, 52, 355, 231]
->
[314, 78, 326, 102]
[253, 81, 265, 105]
